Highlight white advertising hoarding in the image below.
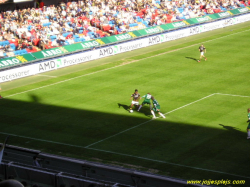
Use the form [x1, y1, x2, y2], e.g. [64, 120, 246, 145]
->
[0, 13, 249, 83]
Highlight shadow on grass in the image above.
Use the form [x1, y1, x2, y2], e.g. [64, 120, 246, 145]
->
[0, 96, 249, 183]
[219, 124, 243, 132]
[185, 57, 198, 62]
[118, 103, 129, 111]
[118, 103, 151, 117]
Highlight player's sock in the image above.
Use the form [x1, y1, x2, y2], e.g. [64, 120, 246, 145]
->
[159, 113, 165, 118]
[151, 111, 156, 118]
[248, 131, 250, 138]
[138, 105, 142, 111]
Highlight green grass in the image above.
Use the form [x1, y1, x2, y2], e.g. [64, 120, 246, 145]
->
[1, 22, 250, 186]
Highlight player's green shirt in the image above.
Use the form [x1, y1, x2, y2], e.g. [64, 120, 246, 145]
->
[141, 94, 152, 105]
[152, 99, 161, 112]
[142, 94, 152, 102]
[152, 99, 160, 108]
[248, 113, 250, 120]
[152, 99, 159, 106]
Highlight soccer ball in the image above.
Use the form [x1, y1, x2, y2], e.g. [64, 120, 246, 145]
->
[130, 110, 133, 113]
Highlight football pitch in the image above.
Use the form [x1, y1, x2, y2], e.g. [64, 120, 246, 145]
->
[1, 22, 250, 185]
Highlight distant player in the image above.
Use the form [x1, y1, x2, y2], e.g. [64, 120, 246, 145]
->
[137, 93, 152, 111]
[247, 108, 250, 139]
[151, 96, 165, 119]
[198, 44, 207, 62]
[129, 89, 141, 111]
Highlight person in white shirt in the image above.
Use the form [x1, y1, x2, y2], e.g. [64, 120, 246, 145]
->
[68, 37, 74, 44]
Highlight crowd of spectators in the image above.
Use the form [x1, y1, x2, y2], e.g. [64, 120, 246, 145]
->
[0, 0, 249, 58]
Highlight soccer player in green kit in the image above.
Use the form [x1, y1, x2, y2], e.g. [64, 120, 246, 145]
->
[247, 108, 250, 139]
[137, 93, 152, 111]
[151, 96, 165, 119]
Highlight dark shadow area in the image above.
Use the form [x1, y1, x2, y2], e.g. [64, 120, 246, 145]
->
[219, 124, 242, 132]
[219, 124, 245, 140]
[118, 103, 151, 117]
[117, 103, 129, 111]
[0, 96, 249, 185]
[185, 57, 198, 62]
[28, 94, 41, 103]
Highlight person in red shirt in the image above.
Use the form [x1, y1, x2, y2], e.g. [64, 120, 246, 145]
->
[39, 0, 44, 8]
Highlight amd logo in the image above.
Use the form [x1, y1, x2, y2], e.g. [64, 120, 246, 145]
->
[39, 61, 56, 72]
[224, 18, 233, 26]
[190, 27, 200, 35]
[149, 36, 161, 45]
[99, 47, 114, 57]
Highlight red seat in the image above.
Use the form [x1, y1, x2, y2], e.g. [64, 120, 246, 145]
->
[26, 47, 38, 53]
[213, 9, 221, 13]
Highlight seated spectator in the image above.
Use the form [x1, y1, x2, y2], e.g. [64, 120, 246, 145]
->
[4, 45, 14, 52]
[16, 43, 23, 50]
[0, 0, 244, 58]
[0, 48, 5, 59]
[57, 34, 65, 46]
[51, 39, 58, 47]
[68, 36, 74, 45]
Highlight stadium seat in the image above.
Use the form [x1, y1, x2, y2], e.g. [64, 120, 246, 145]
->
[178, 8, 184, 13]
[1, 41, 10, 46]
[42, 22, 52, 27]
[50, 35, 57, 40]
[63, 32, 71, 37]
[64, 40, 70, 45]
[27, 25, 32, 31]
[21, 49, 28, 54]
[74, 38, 80, 42]
[78, 38, 85, 42]
[10, 43, 16, 50]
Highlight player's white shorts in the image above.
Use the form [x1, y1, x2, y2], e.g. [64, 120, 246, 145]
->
[200, 52, 204, 56]
[131, 101, 139, 105]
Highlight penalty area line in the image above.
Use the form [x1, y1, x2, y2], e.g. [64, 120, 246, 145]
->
[215, 93, 250, 98]
[85, 93, 215, 148]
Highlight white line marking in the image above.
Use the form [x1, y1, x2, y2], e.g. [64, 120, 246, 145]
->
[215, 93, 250, 98]
[139, 28, 250, 61]
[35, 74, 57, 78]
[4, 65, 127, 98]
[85, 93, 215, 148]
[4, 29, 250, 98]
[0, 131, 249, 179]
[1, 92, 250, 178]
[86, 147, 250, 179]
[0, 132, 86, 149]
